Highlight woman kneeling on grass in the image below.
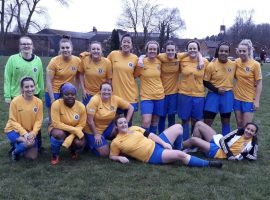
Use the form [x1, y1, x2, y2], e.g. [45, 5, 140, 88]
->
[183, 121, 258, 161]
[4, 77, 43, 161]
[109, 115, 222, 168]
[84, 82, 134, 157]
[49, 83, 86, 165]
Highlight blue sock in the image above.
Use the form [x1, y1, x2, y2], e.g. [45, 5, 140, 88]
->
[14, 142, 26, 154]
[158, 116, 166, 134]
[182, 123, 190, 141]
[173, 135, 183, 150]
[188, 156, 209, 167]
[168, 114, 175, 127]
[222, 123, 231, 136]
[50, 136, 63, 156]
[150, 125, 157, 134]
[142, 127, 150, 132]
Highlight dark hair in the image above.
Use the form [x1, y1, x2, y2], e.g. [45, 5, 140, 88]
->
[186, 40, 200, 51]
[164, 40, 177, 59]
[145, 40, 160, 55]
[20, 77, 35, 88]
[100, 81, 113, 91]
[120, 33, 133, 44]
[214, 41, 231, 58]
[245, 122, 259, 134]
[114, 114, 126, 126]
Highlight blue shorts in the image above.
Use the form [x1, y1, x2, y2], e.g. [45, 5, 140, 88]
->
[117, 103, 138, 114]
[162, 93, 178, 116]
[84, 121, 114, 155]
[83, 94, 93, 106]
[205, 139, 220, 158]
[6, 130, 38, 147]
[141, 99, 165, 116]
[204, 91, 234, 114]
[45, 92, 61, 108]
[177, 94, 204, 120]
[234, 99, 254, 113]
[148, 132, 172, 164]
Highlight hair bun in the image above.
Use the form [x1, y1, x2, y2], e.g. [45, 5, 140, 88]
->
[62, 35, 71, 40]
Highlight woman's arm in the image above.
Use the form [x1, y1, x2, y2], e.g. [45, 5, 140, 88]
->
[148, 133, 172, 149]
[51, 102, 84, 139]
[109, 154, 129, 163]
[79, 72, 87, 99]
[254, 79, 262, 110]
[32, 100, 43, 135]
[125, 105, 134, 124]
[46, 70, 56, 103]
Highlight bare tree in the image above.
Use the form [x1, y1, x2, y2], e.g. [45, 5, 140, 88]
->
[14, 0, 69, 35]
[117, 0, 160, 51]
[227, 10, 255, 43]
[156, 7, 185, 49]
[0, 0, 17, 52]
[0, 0, 69, 52]
[141, 0, 159, 44]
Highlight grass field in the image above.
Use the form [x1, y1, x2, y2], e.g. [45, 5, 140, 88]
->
[0, 56, 270, 200]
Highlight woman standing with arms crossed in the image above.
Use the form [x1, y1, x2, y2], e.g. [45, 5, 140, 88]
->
[46, 35, 81, 117]
[4, 77, 43, 161]
[203, 42, 236, 135]
[107, 34, 138, 125]
[79, 41, 112, 106]
[134, 40, 164, 134]
[4, 36, 44, 152]
[178, 40, 209, 141]
[234, 39, 262, 128]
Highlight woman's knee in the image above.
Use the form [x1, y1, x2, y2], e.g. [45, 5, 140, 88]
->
[97, 146, 110, 157]
[51, 129, 66, 140]
[73, 138, 85, 149]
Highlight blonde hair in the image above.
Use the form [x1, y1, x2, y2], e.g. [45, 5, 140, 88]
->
[238, 39, 254, 58]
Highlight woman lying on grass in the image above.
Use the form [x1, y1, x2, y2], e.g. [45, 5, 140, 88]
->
[183, 121, 258, 161]
[109, 115, 222, 168]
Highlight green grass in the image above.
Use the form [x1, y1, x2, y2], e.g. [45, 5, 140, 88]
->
[0, 56, 270, 200]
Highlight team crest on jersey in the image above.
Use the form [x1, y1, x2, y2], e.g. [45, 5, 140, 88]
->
[33, 67, 38, 72]
[33, 107, 38, 113]
[227, 68, 232, 72]
[128, 62, 133, 68]
[98, 68, 104, 74]
[245, 66, 251, 72]
[71, 66, 77, 71]
[74, 114, 80, 120]
[110, 106, 115, 111]
[89, 108, 95, 113]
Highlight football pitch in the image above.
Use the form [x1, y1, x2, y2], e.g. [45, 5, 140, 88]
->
[0, 56, 269, 200]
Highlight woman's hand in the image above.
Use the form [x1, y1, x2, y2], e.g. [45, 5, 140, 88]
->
[94, 134, 103, 146]
[82, 90, 88, 100]
[253, 100, 259, 111]
[119, 156, 129, 164]
[228, 156, 236, 161]
[163, 143, 172, 150]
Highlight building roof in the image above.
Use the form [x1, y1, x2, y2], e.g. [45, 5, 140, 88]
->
[202, 40, 220, 48]
[37, 29, 95, 39]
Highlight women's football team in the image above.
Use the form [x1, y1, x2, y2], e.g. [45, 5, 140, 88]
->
[4, 34, 262, 169]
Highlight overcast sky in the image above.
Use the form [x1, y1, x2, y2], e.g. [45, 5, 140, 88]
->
[43, 0, 270, 39]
